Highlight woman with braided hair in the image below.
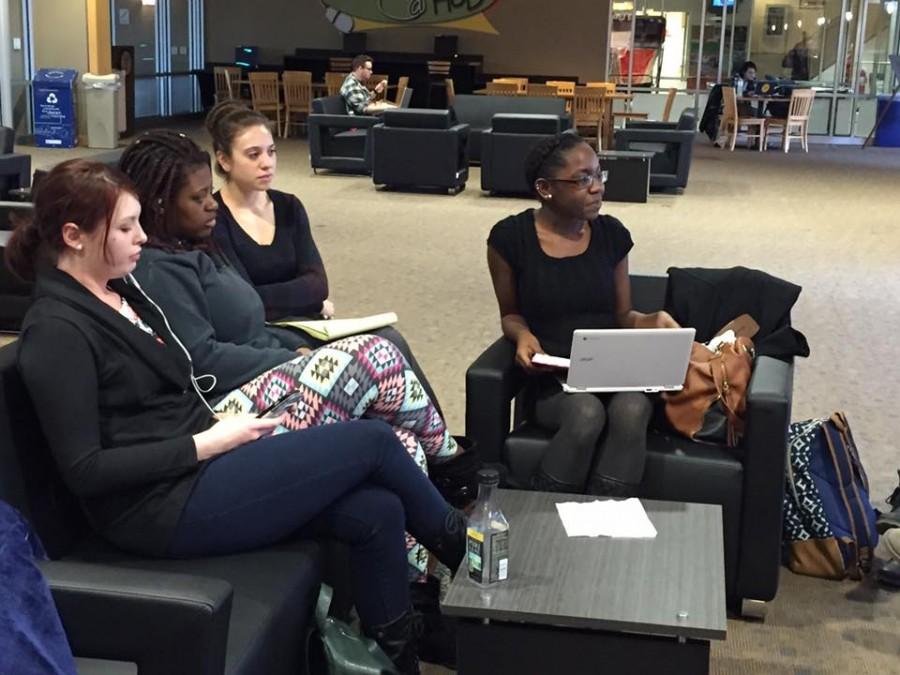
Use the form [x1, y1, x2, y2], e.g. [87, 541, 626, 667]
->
[119, 130, 464, 668]
[487, 132, 679, 497]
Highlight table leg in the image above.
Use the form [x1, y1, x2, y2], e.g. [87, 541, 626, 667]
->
[456, 619, 710, 675]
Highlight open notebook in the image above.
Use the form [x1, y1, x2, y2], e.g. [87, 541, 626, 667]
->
[273, 312, 397, 342]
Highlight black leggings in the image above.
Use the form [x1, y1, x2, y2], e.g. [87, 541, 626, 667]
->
[526, 375, 653, 491]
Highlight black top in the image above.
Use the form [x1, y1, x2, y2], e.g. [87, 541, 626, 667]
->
[17, 268, 215, 556]
[488, 209, 633, 357]
[213, 190, 328, 321]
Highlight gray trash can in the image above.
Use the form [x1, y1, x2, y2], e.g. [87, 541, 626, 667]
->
[81, 73, 121, 149]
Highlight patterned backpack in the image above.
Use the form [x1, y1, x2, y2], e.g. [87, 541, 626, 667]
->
[782, 413, 879, 579]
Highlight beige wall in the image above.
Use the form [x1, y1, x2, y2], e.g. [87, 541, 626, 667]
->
[205, 0, 611, 82]
[32, 0, 90, 73]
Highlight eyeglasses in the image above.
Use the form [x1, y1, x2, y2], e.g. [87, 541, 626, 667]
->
[544, 170, 609, 189]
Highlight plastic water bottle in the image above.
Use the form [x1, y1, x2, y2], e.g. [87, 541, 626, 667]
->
[466, 468, 510, 586]
[735, 76, 745, 97]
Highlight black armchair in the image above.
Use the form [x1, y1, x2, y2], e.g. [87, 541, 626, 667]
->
[465, 275, 793, 616]
[614, 110, 697, 190]
[308, 95, 379, 174]
[0, 125, 31, 201]
[372, 109, 469, 194]
[0, 343, 328, 674]
[481, 114, 565, 195]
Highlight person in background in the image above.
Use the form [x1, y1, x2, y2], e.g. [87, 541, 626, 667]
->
[6, 159, 466, 674]
[341, 54, 392, 115]
[734, 61, 758, 117]
[487, 133, 679, 496]
[204, 100, 444, 411]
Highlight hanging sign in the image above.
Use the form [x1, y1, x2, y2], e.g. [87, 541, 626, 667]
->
[321, 0, 500, 34]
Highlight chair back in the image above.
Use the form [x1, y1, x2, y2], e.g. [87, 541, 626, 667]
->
[493, 77, 528, 93]
[525, 84, 557, 98]
[788, 89, 815, 120]
[586, 81, 616, 94]
[283, 71, 312, 112]
[328, 56, 353, 72]
[445, 78, 456, 106]
[213, 66, 241, 101]
[662, 87, 677, 122]
[325, 71, 347, 97]
[485, 82, 519, 96]
[249, 71, 280, 108]
[721, 86, 737, 122]
[546, 81, 575, 97]
[395, 76, 410, 105]
[427, 60, 451, 76]
[573, 86, 605, 127]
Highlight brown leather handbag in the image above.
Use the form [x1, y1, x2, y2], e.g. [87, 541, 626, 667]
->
[663, 336, 755, 447]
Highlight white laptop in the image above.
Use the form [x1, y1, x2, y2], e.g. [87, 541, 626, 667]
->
[559, 328, 695, 394]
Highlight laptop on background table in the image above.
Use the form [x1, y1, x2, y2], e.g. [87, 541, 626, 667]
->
[561, 328, 695, 394]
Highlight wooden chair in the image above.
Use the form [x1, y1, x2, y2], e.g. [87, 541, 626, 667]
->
[764, 89, 815, 153]
[662, 87, 678, 122]
[586, 81, 616, 94]
[368, 74, 389, 101]
[426, 61, 451, 106]
[492, 77, 528, 94]
[445, 78, 456, 107]
[720, 86, 766, 152]
[328, 56, 353, 72]
[394, 76, 410, 105]
[546, 81, 575, 97]
[282, 70, 312, 138]
[213, 66, 242, 103]
[249, 72, 283, 137]
[325, 71, 347, 97]
[525, 84, 557, 98]
[485, 82, 519, 96]
[573, 86, 605, 148]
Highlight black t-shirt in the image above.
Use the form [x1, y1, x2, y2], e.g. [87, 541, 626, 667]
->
[212, 190, 327, 320]
[488, 209, 633, 357]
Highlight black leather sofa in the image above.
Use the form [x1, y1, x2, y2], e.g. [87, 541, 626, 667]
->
[481, 114, 565, 195]
[614, 110, 697, 191]
[308, 96, 378, 174]
[372, 109, 469, 194]
[451, 94, 570, 163]
[464, 275, 793, 617]
[0, 342, 332, 674]
[0, 126, 30, 201]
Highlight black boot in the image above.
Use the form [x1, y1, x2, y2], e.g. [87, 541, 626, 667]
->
[427, 508, 467, 573]
[586, 473, 638, 498]
[410, 577, 457, 668]
[428, 438, 482, 509]
[364, 609, 422, 675]
[530, 468, 582, 494]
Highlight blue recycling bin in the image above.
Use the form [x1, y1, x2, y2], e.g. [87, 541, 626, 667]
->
[33, 68, 79, 148]
[874, 94, 900, 148]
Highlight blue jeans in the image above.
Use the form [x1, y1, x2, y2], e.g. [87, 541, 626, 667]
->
[167, 419, 451, 626]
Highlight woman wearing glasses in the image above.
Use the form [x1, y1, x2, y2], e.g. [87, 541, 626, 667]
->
[487, 133, 678, 496]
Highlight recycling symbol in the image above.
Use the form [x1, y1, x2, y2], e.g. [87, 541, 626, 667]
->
[46, 93, 58, 104]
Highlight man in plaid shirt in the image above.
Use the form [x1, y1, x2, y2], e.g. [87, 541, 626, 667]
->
[340, 54, 388, 115]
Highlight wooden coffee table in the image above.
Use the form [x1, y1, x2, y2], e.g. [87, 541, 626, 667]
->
[442, 490, 727, 674]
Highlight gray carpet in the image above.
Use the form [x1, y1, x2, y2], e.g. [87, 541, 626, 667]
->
[20, 130, 900, 674]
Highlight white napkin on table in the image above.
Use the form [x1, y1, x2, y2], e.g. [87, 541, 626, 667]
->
[555, 498, 658, 539]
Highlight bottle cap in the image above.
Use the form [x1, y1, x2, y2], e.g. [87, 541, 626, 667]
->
[477, 468, 500, 486]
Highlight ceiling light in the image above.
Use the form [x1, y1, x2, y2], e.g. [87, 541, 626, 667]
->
[817, 16, 826, 25]
[845, 11, 853, 21]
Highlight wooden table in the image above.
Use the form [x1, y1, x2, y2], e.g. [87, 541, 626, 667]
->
[737, 95, 790, 116]
[443, 490, 727, 675]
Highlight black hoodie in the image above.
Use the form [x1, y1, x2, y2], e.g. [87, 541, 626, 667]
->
[17, 267, 215, 556]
